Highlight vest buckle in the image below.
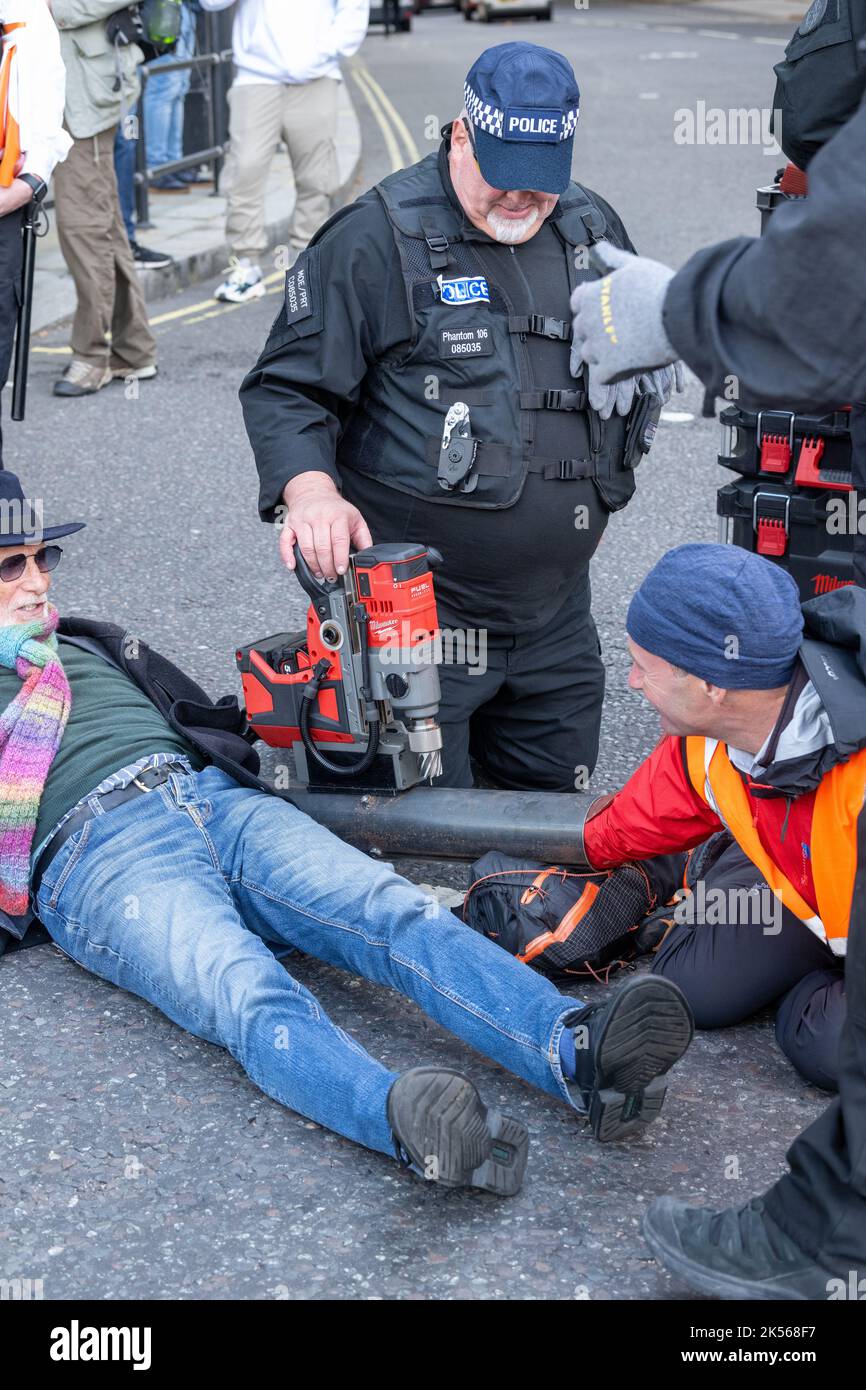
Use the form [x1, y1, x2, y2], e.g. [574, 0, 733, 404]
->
[529, 314, 569, 340]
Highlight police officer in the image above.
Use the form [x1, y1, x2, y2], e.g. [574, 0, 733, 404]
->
[240, 42, 679, 793]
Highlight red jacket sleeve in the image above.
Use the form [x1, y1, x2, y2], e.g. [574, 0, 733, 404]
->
[585, 736, 723, 869]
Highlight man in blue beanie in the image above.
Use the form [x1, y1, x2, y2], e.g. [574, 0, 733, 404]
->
[581, 543, 866, 1299]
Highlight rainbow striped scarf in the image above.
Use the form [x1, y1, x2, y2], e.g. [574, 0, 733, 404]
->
[0, 605, 71, 915]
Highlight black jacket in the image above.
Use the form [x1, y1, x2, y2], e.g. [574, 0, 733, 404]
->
[0, 616, 274, 950]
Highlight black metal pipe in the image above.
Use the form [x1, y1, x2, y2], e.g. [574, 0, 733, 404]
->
[283, 787, 597, 866]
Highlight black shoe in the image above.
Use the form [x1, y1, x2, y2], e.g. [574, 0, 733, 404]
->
[643, 1195, 840, 1300]
[149, 174, 189, 193]
[387, 1067, 528, 1196]
[131, 241, 174, 269]
[178, 165, 213, 185]
[568, 974, 694, 1141]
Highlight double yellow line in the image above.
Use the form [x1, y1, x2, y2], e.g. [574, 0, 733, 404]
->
[350, 59, 419, 173]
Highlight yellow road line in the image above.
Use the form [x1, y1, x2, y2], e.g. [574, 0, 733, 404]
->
[350, 64, 403, 173]
[355, 61, 420, 165]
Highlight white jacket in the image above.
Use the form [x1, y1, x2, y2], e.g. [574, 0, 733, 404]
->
[0, 0, 71, 183]
[198, 0, 369, 86]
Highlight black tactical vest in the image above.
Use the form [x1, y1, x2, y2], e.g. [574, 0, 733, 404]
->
[336, 152, 650, 513]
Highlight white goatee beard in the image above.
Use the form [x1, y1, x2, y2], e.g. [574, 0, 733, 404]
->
[486, 206, 540, 244]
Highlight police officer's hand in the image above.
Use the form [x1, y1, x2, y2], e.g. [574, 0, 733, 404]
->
[279, 473, 373, 580]
[570, 241, 679, 384]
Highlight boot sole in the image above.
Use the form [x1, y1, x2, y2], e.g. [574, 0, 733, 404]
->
[642, 1199, 824, 1300]
[588, 976, 694, 1142]
[387, 1067, 528, 1196]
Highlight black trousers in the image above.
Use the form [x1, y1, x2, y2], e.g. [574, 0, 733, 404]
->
[0, 208, 24, 471]
[650, 838, 845, 1091]
[433, 571, 605, 791]
[648, 831, 864, 1274]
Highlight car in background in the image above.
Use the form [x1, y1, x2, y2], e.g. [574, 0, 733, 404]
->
[461, 0, 553, 20]
[369, 2, 414, 31]
[415, 0, 461, 10]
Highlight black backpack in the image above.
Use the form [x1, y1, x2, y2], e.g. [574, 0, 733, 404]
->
[461, 851, 659, 983]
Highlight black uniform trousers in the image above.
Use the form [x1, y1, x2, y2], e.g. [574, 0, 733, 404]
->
[0, 207, 24, 471]
[433, 571, 605, 792]
[647, 829, 864, 1275]
[649, 836, 845, 1092]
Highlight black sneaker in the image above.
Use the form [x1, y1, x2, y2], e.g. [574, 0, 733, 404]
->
[149, 174, 189, 194]
[567, 974, 694, 1141]
[643, 1195, 841, 1300]
[131, 241, 173, 270]
[387, 1067, 528, 1196]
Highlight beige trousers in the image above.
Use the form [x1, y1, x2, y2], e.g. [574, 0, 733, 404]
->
[221, 76, 340, 262]
[52, 126, 157, 370]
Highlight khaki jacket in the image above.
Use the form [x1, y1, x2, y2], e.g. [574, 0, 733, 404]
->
[53, 0, 142, 139]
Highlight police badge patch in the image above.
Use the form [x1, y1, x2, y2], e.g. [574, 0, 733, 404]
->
[436, 274, 490, 306]
[284, 254, 315, 325]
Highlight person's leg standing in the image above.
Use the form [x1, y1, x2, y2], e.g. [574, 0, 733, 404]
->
[113, 109, 138, 244]
[34, 770, 401, 1157]
[167, 2, 196, 167]
[102, 123, 157, 373]
[0, 206, 24, 467]
[52, 131, 120, 373]
[280, 76, 340, 251]
[143, 54, 180, 171]
[222, 83, 284, 265]
[468, 568, 606, 792]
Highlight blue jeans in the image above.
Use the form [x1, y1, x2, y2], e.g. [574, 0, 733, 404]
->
[35, 763, 580, 1159]
[143, 4, 196, 170]
[113, 106, 138, 242]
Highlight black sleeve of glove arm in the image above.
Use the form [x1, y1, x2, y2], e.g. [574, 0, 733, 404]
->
[239, 196, 412, 522]
[661, 88, 866, 411]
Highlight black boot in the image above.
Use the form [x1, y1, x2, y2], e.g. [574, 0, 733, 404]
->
[643, 1195, 839, 1299]
[566, 975, 694, 1141]
[387, 1067, 528, 1196]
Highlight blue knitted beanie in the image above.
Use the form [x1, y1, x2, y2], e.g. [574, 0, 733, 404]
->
[626, 544, 803, 689]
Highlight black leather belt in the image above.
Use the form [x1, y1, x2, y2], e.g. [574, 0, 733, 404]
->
[32, 762, 187, 900]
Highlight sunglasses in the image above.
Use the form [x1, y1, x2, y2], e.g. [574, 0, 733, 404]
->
[0, 544, 63, 583]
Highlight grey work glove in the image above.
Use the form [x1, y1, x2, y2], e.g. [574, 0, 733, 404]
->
[570, 346, 685, 420]
[570, 337, 642, 420]
[570, 241, 680, 385]
[639, 363, 686, 405]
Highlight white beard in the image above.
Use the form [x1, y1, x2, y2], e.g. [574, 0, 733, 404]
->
[486, 206, 540, 244]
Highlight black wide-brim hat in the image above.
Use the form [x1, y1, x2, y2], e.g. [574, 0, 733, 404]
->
[0, 469, 85, 546]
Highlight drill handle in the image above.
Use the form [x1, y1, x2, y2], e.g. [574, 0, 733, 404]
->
[292, 543, 342, 602]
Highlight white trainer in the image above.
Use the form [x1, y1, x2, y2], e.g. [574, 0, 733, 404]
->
[213, 256, 266, 304]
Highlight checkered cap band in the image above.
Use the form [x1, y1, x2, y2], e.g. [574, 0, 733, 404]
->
[464, 82, 503, 138]
[464, 82, 579, 142]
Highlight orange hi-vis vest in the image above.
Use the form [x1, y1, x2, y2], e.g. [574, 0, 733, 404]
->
[685, 735, 866, 958]
[0, 21, 24, 187]
[0, 21, 25, 187]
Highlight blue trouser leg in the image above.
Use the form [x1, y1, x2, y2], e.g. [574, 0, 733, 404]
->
[36, 781, 397, 1156]
[35, 767, 578, 1162]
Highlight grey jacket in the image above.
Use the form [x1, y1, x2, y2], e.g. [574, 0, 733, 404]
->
[53, 0, 142, 139]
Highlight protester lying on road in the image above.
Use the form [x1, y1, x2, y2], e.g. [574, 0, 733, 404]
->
[579, 542, 866, 1301]
[0, 468, 694, 1197]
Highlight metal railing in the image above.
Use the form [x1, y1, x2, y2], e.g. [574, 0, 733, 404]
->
[133, 13, 234, 229]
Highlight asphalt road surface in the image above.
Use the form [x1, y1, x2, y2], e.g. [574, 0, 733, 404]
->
[1, 2, 828, 1301]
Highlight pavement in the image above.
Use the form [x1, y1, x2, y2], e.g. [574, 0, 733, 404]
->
[2, 1, 832, 1302]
